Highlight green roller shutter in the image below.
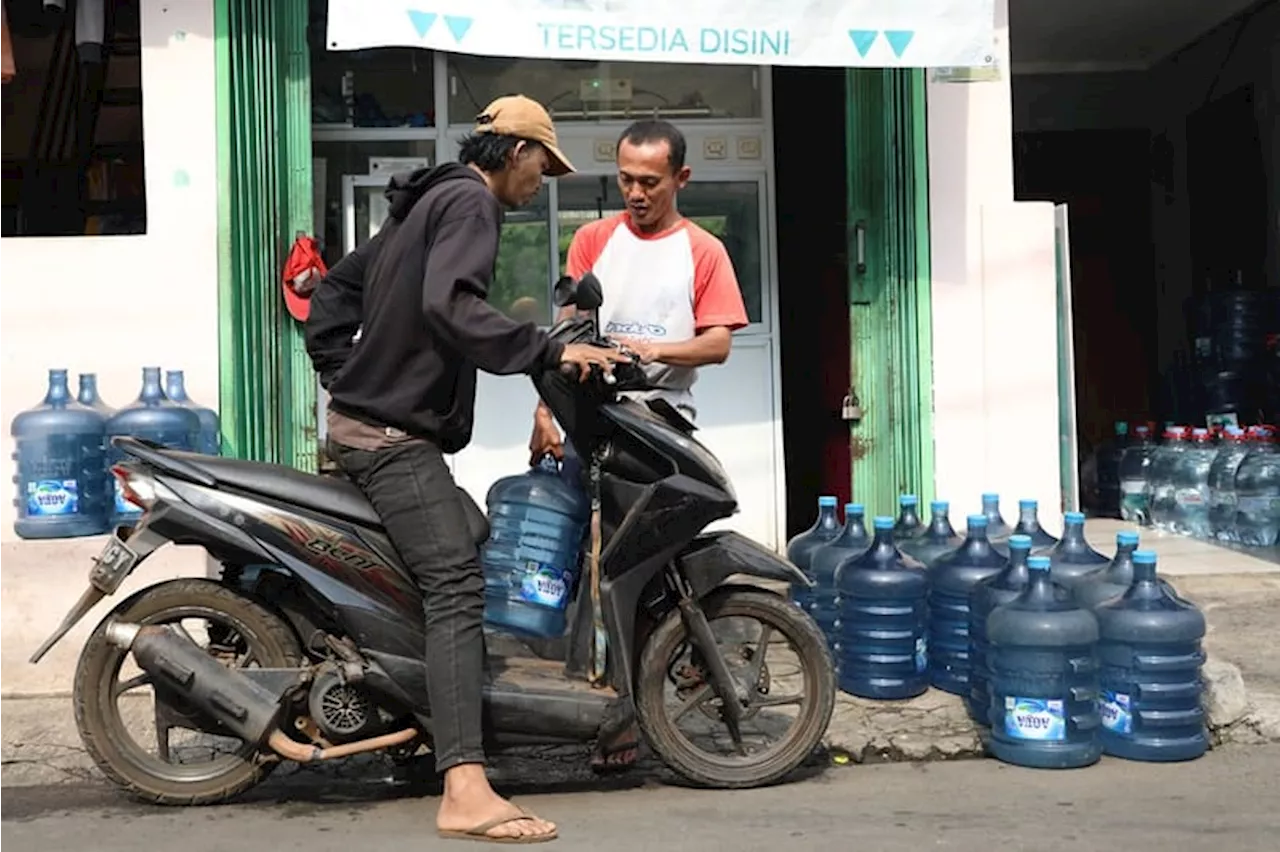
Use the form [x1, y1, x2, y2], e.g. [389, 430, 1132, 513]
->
[845, 68, 935, 513]
[214, 0, 317, 469]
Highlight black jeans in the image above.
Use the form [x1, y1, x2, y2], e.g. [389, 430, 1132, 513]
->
[328, 437, 487, 773]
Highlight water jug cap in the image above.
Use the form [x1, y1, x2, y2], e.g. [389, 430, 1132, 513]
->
[899, 494, 918, 507]
[1191, 428, 1211, 441]
[1115, 421, 1128, 434]
[1008, 534, 1032, 550]
[873, 516, 894, 530]
[847, 502, 865, 515]
[1132, 550, 1157, 566]
[1134, 425, 1150, 436]
[1117, 531, 1139, 546]
[982, 492, 999, 502]
[1064, 511, 1085, 524]
[1027, 555, 1051, 572]
[931, 500, 948, 512]
[1019, 499, 1037, 509]
[967, 514, 988, 528]
[817, 496, 838, 507]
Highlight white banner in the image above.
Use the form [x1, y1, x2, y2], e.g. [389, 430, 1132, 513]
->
[326, 1, 997, 69]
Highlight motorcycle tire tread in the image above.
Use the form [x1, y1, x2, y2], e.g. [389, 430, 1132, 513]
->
[72, 578, 304, 806]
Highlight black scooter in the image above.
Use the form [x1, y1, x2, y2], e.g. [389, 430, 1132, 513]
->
[30, 273, 835, 804]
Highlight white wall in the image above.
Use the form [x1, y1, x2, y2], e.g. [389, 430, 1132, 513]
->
[927, 0, 1064, 530]
[1, 0, 217, 695]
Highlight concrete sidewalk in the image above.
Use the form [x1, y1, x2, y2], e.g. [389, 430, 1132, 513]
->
[4, 521, 1279, 788]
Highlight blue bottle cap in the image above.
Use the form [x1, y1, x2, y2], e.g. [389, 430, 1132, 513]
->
[847, 502, 864, 515]
[1064, 511, 1085, 524]
[982, 492, 999, 502]
[899, 494, 918, 506]
[931, 500, 948, 512]
[1132, 550, 1158, 565]
[1027, 555, 1051, 571]
[1117, 531, 1139, 546]
[1008, 534, 1033, 550]
[818, 496, 838, 507]
[873, 516, 895, 530]
[1019, 499, 1037, 509]
[967, 514, 988, 527]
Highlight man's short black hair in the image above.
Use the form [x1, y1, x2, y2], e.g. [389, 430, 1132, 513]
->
[617, 119, 687, 172]
[458, 132, 538, 172]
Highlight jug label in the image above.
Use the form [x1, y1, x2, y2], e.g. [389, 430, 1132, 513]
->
[520, 562, 571, 610]
[914, 637, 927, 673]
[26, 479, 79, 516]
[113, 480, 139, 515]
[1100, 690, 1132, 735]
[1004, 697, 1065, 741]
[1174, 488, 1206, 507]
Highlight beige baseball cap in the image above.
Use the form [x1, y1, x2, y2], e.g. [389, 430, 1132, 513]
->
[473, 95, 576, 177]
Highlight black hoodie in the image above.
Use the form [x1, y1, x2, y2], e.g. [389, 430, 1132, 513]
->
[304, 163, 564, 453]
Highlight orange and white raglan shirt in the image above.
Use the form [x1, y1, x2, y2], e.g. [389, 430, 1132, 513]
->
[565, 213, 749, 420]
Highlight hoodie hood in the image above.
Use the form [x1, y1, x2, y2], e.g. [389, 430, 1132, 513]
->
[385, 163, 482, 221]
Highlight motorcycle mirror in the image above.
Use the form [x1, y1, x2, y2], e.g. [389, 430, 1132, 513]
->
[552, 275, 577, 308]
[552, 273, 604, 312]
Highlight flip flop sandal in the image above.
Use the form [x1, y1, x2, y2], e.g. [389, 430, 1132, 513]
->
[437, 809, 559, 845]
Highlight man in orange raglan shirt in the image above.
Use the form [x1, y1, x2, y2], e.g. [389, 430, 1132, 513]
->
[528, 119, 749, 771]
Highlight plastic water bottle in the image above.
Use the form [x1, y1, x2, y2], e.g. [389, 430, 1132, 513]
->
[893, 493, 924, 541]
[966, 534, 1033, 724]
[899, 499, 963, 568]
[1012, 498, 1058, 550]
[987, 555, 1102, 769]
[1173, 427, 1216, 538]
[1147, 426, 1189, 531]
[981, 492, 1013, 543]
[481, 456, 590, 638]
[926, 515, 1008, 695]
[165, 370, 223, 456]
[786, 495, 841, 613]
[1040, 511, 1109, 589]
[808, 503, 870, 648]
[1234, 426, 1279, 547]
[10, 369, 110, 539]
[1118, 425, 1157, 525]
[1096, 550, 1208, 762]
[1208, 427, 1251, 542]
[1096, 421, 1128, 517]
[834, 516, 929, 700]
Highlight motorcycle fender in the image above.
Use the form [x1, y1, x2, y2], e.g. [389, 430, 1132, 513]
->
[675, 531, 809, 601]
[27, 520, 170, 665]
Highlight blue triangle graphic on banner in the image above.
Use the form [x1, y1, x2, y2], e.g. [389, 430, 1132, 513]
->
[847, 30, 878, 58]
[444, 15, 473, 42]
[884, 30, 914, 58]
[406, 10, 437, 38]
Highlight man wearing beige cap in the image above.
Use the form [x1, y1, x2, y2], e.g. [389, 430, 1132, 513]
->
[307, 95, 625, 844]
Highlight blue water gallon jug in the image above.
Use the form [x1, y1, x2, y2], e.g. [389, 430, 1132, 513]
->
[481, 456, 590, 639]
[835, 516, 929, 700]
[926, 515, 1008, 695]
[10, 369, 110, 539]
[1073, 531, 1178, 611]
[76, 373, 116, 416]
[104, 367, 201, 526]
[893, 494, 925, 541]
[966, 534, 1033, 723]
[1040, 511, 1110, 588]
[988, 555, 1102, 769]
[899, 499, 963, 568]
[165, 370, 222, 455]
[981, 492, 1014, 543]
[807, 502, 869, 649]
[786, 495, 841, 614]
[1095, 550, 1208, 762]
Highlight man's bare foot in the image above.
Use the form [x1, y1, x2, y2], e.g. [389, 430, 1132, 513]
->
[436, 763, 557, 842]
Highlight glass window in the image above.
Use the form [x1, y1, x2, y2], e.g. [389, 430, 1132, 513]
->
[447, 57, 760, 123]
[311, 47, 435, 127]
[312, 140, 435, 263]
[492, 184, 553, 324]
[556, 177, 764, 324]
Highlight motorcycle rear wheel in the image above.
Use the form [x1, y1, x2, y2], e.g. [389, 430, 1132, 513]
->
[634, 586, 836, 788]
[73, 579, 303, 805]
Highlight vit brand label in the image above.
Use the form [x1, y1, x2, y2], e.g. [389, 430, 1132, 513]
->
[26, 479, 79, 516]
[1174, 487, 1207, 507]
[914, 636, 927, 673]
[520, 562, 572, 610]
[113, 480, 140, 516]
[1004, 697, 1066, 741]
[1100, 690, 1133, 735]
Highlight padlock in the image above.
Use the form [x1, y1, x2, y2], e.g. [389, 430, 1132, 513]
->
[841, 392, 863, 421]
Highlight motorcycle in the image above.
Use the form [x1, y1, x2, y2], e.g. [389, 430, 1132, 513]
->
[29, 272, 836, 805]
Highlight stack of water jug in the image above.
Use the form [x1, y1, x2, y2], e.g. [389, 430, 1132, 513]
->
[1099, 419, 1279, 547]
[790, 493, 1208, 769]
[11, 367, 222, 539]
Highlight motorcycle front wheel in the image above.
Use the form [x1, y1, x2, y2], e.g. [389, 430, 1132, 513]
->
[634, 586, 836, 789]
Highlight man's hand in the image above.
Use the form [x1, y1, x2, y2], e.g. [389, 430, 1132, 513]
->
[529, 406, 563, 465]
[559, 343, 631, 381]
[612, 337, 662, 365]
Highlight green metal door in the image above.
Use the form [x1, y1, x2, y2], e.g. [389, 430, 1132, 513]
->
[214, 0, 317, 469]
[844, 69, 935, 515]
